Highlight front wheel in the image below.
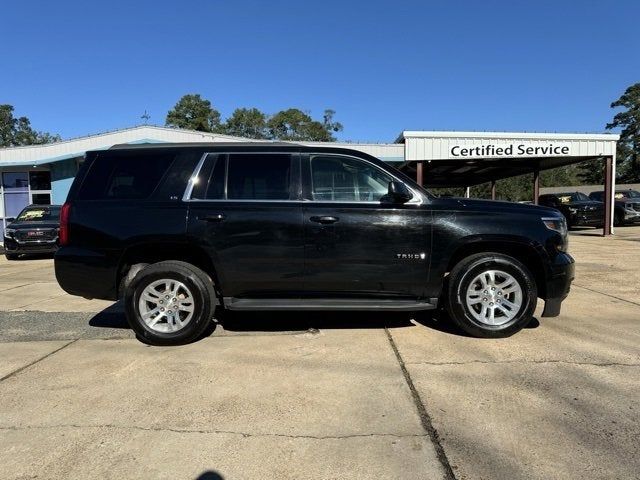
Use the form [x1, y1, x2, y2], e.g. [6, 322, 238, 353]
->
[4, 253, 18, 260]
[445, 253, 537, 338]
[124, 261, 217, 346]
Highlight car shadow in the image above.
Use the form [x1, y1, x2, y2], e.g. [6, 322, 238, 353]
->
[88, 302, 129, 329]
[88, 302, 469, 337]
[88, 302, 538, 339]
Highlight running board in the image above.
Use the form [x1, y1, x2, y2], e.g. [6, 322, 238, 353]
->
[223, 297, 437, 311]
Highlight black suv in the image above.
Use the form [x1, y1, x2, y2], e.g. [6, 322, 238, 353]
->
[589, 190, 640, 226]
[538, 192, 604, 229]
[4, 204, 61, 260]
[55, 144, 574, 345]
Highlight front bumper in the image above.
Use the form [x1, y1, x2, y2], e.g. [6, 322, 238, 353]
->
[623, 210, 640, 224]
[541, 252, 575, 317]
[3, 236, 59, 255]
[569, 213, 603, 227]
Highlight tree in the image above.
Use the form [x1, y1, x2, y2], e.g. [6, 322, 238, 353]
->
[165, 94, 222, 132]
[0, 105, 60, 147]
[223, 108, 268, 139]
[606, 82, 640, 183]
[267, 108, 343, 141]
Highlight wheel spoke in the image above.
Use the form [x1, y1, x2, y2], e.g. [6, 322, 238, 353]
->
[137, 279, 195, 333]
[465, 269, 523, 326]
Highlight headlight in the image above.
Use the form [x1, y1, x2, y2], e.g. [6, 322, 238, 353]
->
[542, 217, 568, 251]
[542, 217, 567, 235]
[568, 207, 578, 214]
[4, 228, 15, 238]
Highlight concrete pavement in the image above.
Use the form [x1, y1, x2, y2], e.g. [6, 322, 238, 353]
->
[0, 226, 639, 479]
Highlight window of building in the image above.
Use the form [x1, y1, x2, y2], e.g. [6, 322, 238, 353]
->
[310, 155, 392, 202]
[29, 171, 51, 191]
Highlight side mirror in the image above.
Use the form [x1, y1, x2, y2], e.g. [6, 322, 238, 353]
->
[384, 181, 413, 204]
[5, 217, 15, 225]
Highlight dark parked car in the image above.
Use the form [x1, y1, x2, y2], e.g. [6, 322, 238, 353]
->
[55, 144, 574, 345]
[588, 190, 640, 226]
[3, 204, 61, 260]
[538, 192, 604, 229]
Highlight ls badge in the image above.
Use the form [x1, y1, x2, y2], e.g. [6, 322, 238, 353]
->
[396, 253, 427, 260]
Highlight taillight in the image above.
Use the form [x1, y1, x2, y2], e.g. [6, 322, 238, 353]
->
[59, 202, 71, 246]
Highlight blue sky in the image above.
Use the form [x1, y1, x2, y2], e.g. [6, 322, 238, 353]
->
[2, 0, 638, 142]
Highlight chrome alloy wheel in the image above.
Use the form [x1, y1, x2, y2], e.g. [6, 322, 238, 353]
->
[138, 279, 195, 333]
[465, 270, 523, 326]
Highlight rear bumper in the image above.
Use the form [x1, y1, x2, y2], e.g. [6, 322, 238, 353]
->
[54, 246, 119, 300]
[541, 252, 575, 317]
[3, 236, 58, 255]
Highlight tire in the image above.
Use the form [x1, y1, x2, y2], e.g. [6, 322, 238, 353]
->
[445, 252, 537, 338]
[4, 253, 18, 260]
[614, 211, 623, 227]
[124, 260, 217, 346]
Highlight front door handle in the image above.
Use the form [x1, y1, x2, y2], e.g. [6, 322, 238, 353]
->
[310, 215, 339, 224]
[202, 213, 226, 222]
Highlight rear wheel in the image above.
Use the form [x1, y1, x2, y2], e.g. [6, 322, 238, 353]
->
[124, 261, 217, 346]
[445, 253, 537, 338]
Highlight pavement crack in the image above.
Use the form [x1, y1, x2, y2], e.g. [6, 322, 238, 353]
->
[385, 328, 456, 480]
[0, 339, 78, 382]
[572, 283, 640, 307]
[0, 424, 425, 440]
[405, 359, 640, 367]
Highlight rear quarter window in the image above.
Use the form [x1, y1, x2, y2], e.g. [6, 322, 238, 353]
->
[77, 152, 176, 200]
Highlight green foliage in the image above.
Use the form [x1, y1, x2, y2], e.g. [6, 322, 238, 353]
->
[430, 164, 583, 202]
[267, 108, 342, 141]
[165, 94, 222, 132]
[223, 108, 268, 139]
[166, 94, 343, 141]
[0, 105, 60, 147]
[606, 82, 640, 183]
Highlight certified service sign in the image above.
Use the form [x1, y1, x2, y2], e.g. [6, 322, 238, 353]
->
[450, 143, 571, 158]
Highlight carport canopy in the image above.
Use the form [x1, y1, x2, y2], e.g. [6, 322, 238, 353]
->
[396, 131, 620, 234]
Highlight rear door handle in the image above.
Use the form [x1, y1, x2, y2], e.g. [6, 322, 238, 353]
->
[310, 215, 339, 224]
[202, 213, 226, 222]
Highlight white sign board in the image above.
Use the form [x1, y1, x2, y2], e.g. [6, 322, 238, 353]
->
[450, 143, 572, 158]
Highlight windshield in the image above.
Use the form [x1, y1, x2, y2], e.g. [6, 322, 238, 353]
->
[621, 190, 640, 198]
[14, 206, 61, 223]
[558, 192, 590, 202]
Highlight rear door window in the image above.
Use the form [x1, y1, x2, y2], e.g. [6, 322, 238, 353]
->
[226, 154, 292, 200]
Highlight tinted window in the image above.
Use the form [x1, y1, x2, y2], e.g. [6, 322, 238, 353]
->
[31, 193, 52, 205]
[3, 172, 29, 191]
[78, 153, 175, 200]
[590, 192, 604, 201]
[226, 154, 291, 200]
[191, 155, 227, 200]
[310, 155, 392, 202]
[29, 171, 51, 190]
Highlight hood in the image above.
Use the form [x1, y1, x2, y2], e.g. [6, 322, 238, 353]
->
[433, 197, 560, 216]
[566, 200, 604, 209]
[6, 221, 59, 230]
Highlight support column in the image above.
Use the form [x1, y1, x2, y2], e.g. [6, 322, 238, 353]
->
[603, 156, 613, 236]
[465, 186, 470, 198]
[491, 180, 496, 200]
[533, 169, 540, 205]
[416, 161, 423, 187]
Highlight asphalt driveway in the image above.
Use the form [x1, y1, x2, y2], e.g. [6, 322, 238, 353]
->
[0, 227, 639, 479]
